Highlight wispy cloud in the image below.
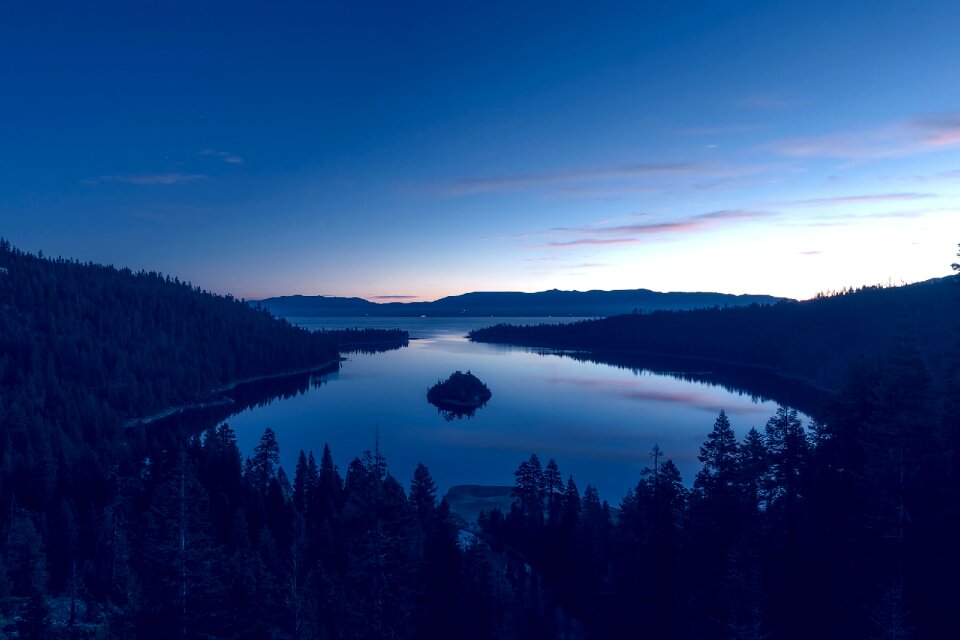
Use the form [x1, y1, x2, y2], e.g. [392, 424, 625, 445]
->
[437, 161, 789, 197]
[767, 110, 960, 159]
[556, 209, 769, 235]
[677, 124, 767, 136]
[444, 163, 701, 195]
[537, 209, 773, 249]
[867, 208, 953, 219]
[789, 192, 937, 206]
[201, 148, 244, 164]
[798, 250, 822, 256]
[544, 237, 640, 248]
[369, 295, 418, 300]
[914, 112, 960, 146]
[87, 173, 207, 185]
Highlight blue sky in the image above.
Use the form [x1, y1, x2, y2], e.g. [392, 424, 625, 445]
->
[2, 0, 959, 300]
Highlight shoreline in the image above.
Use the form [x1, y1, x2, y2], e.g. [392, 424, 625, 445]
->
[125, 359, 342, 427]
[470, 338, 838, 395]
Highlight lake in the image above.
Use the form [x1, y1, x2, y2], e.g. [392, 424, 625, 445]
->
[220, 317, 821, 501]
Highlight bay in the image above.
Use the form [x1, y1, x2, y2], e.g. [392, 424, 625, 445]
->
[222, 317, 820, 500]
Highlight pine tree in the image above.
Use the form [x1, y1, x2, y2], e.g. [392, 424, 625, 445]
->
[418, 499, 463, 638]
[409, 462, 438, 525]
[511, 454, 545, 524]
[563, 475, 581, 530]
[695, 409, 741, 504]
[250, 428, 281, 494]
[738, 427, 767, 513]
[293, 450, 310, 513]
[316, 443, 343, 523]
[136, 447, 224, 639]
[763, 406, 809, 510]
[543, 459, 564, 525]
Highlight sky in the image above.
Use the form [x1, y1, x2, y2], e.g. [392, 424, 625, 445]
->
[1, 0, 959, 301]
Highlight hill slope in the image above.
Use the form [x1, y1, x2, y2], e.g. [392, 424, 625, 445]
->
[470, 277, 960, 390]
[0, 241, 340, 423]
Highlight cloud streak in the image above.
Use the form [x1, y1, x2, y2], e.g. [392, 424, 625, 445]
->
[789, 192, 937, 206]
[87, 173, 207, 185]
[677, 124, 767, 136]
[444, 162, 701, 195]
[536, 209, 773, 249]
[767, 110, 960, 159]
[201, 149, 244, 164]
[544, 238, 640, 248]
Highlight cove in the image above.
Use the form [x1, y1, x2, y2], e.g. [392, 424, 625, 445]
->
[183, 317, 823, 500]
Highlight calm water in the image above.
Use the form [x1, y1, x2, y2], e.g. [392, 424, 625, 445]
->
[223, 317, 817, 501]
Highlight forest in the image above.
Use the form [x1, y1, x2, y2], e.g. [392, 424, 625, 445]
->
[0, 240, 958, 638]
[469, 276, 959, 391]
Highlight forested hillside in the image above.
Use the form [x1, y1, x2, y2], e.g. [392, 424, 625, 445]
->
[470, 276, 960, 390]
[0, 241, 394, 637]
[0, 239, 339, 419]
[1, 240, 958, 639]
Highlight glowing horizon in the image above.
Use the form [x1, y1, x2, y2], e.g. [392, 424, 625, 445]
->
[2, 1, 958, 300]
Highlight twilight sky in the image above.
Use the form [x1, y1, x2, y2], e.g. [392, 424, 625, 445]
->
[2, 1, 959, 301]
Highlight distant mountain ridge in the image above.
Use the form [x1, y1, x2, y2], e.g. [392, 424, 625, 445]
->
[255, 288, 788, 317]
[469, 276, 960, 391]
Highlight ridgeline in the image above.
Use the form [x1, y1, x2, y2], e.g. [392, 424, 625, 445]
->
[469, 276, 960, 391]
[0, 239, 406, 575]
[256, 288, 786, 318]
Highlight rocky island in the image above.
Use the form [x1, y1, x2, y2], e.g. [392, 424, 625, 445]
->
[426, 370, 492, 419]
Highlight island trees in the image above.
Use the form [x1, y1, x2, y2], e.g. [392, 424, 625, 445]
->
[426, 370, 492, 420]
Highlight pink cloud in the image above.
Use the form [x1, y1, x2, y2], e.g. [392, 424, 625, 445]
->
[767, 110, 960, 159]
[914, 112, 960, 146]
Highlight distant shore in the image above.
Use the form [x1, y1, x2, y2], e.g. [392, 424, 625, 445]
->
[125, 359, 342, 427]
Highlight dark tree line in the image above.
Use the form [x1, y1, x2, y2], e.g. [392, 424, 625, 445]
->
[483, 349, 960, 639]
[2, 239, 959, 638]
[2, 418, 570, 639]
[0, 241, 403, 637]
[469, 275, 959, 390]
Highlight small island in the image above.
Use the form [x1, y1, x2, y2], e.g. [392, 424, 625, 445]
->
[426, 370, 492, 419]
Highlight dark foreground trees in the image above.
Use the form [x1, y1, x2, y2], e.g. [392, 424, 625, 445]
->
[1, 358, 958, 639]
[2, 240, 959, 638]
[479, 347, 960, 639]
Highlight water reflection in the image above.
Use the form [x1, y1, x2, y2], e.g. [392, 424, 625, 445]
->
[533, 350, 828, 417]
[166, 318, 826, 500]
[146, 364, 339, 432]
